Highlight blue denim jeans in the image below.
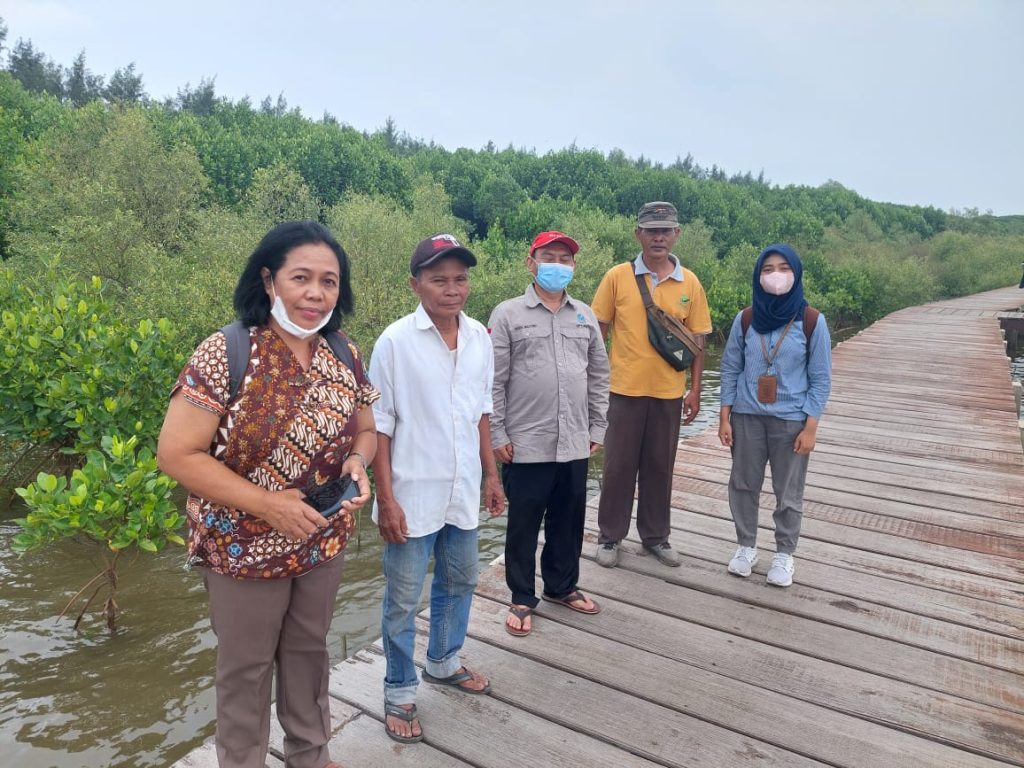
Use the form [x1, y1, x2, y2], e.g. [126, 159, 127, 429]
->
[381, 524, 478, 705]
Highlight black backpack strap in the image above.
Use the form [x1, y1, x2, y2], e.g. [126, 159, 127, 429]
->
[221, 321, 250, 403]
[221, 325, 356, 404]
[323, 330, 355, 371]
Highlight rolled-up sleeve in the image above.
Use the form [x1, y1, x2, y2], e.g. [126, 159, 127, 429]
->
[803, 314, 833, 419]
[481, 330, 494, 416]
[368, 335, 397, 437]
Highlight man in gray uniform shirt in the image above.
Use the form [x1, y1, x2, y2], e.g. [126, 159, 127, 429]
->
[489, 230, 610, 637]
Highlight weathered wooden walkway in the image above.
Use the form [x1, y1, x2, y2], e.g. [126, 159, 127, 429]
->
[177, 286, 1024, 767]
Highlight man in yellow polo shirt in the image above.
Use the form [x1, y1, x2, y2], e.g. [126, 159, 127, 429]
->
[590, 201, 712, 568]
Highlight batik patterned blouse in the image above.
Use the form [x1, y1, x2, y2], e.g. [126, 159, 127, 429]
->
[171, 325, 380, 580]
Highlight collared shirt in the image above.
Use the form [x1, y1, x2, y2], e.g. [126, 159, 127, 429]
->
[489, 284, 610, 463]
[719, 311, 833, 420]
[633, 252, 684, 285]
[590, 255, 713, 399]
[369, 304, 494, 537]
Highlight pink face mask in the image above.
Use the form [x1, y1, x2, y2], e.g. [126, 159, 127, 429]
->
[760, 271, 795, 296]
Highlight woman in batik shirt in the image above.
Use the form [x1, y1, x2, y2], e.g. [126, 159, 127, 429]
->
[158, 220, 378, 768]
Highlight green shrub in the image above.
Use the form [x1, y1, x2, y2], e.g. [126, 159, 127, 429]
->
[0, 268, 185, 632]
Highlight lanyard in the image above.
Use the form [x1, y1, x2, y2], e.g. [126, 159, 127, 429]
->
[758, 316, 796, 374]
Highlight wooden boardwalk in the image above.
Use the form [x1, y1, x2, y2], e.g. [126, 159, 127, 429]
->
[176, 286, 1024, 768]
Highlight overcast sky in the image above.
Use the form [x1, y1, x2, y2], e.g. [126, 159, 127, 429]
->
[2, 0, 1021, 215]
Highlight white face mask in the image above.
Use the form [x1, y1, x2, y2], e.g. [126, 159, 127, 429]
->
[760, 271, 795, 296]
[268, 279, 332, 340]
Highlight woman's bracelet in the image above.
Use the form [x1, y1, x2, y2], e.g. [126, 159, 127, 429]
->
[347, 450, 368, 468]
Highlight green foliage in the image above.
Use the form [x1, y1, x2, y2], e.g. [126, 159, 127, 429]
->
[9, 106, 206, 303]
[11, 434, 181, 555]
[147, 206, 258, 345]
[243, 162, 321, 224]
[327, 181, 467, 351]
[0, 269, 185, 454]
[0, 268, 185, 631]
[927, 230, 1024, 298]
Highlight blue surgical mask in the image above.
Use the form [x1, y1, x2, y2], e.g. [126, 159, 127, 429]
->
[535, 263, 574, 292]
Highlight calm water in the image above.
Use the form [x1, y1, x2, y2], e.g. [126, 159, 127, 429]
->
[0, 363, 722, 768]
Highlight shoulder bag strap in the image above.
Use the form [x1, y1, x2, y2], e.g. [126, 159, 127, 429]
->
[634, 273, 657, 309]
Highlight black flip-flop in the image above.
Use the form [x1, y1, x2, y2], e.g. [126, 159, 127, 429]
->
[384, 702, 424, 744]
[421, 666, 492, 694]
[505, 605, 533, 637]
[541, 589, 601, 615]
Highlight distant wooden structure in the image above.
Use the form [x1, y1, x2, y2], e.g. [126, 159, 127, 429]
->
[175, 285, 1024, 767]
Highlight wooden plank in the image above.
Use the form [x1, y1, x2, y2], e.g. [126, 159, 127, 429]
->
[473, 567, 1024, 763]
[584, 503, 1024, 609]
[412, 612, 823, 768]
[464, 590, 1014, 768]
[679, 443, 1024, 507]
[307, 698, 474, 767]
[171, 742, 281, 768]
[676, 459, 1024, 534]
[578, 540, 1024, 672]
[329, 645, 663, 767]
[811, 441, 1024, 488]
[662, 480, 1024, 581]
[322, 710, 473, 767]
[581, 524, 1024, 639]
[822, 399, 1014, 427]
[564, 557, 1024, 711]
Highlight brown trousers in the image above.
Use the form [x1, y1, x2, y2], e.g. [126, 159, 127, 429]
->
[202, 554, 345, 768]
[597, 393, 683, 546]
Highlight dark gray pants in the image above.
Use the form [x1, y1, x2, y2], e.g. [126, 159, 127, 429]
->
[202, 553, 345, 768]
[728, 413, 809, 554]
[598, 393, 683, 547]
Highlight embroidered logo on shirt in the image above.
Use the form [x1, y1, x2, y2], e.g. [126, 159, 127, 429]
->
[576, 313, 587, 326]
[679, 295, 691, 306]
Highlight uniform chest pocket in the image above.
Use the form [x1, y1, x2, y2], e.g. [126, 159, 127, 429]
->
[509, 324, 553, 374]
[559, 327, 590, 374]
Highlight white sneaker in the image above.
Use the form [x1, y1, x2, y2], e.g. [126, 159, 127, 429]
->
[766, 553, 795, 587]
[727, 546, 758, 577]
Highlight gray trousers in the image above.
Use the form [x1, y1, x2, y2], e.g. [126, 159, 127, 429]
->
[728, 413, 809, 554]
[202, 553, 345, 768]
[598, 393, 683, 547]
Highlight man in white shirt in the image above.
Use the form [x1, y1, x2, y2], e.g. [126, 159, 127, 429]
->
[369, 233, 505, 744]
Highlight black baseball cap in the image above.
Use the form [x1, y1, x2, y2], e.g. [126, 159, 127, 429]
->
[410, 234, 478, 274]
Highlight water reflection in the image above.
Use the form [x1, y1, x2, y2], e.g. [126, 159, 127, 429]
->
[0, 365, 721, 768]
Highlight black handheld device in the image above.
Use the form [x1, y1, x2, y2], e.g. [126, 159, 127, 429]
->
[302, 474, 359, 518]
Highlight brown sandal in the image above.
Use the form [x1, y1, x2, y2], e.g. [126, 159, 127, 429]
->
[542, 589, 601, 614]
[505, 605, 533, 637]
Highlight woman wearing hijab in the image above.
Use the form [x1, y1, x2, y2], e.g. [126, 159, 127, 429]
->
[717, 244, 832, 587]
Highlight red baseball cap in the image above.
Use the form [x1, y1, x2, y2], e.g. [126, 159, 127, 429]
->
[529, 231, 579, 256]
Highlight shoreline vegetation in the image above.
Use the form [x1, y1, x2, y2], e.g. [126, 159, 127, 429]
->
[1, 22, 1022, 630]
